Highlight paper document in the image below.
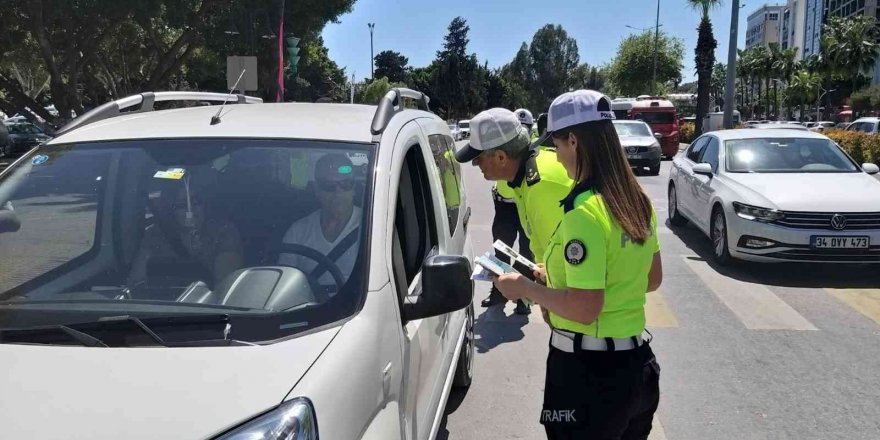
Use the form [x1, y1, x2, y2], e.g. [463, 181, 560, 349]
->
[492, 239, 539, 272]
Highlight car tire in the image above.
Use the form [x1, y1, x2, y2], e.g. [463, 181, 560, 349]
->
[648, 163, 661, 175]
[668, 185, 688, 226]
[452, 304, 474, 389]
[711, 206, 733, 266]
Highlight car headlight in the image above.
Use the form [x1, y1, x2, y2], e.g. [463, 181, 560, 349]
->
[732, 202, 784, 222]
[215, 397, 318, 440]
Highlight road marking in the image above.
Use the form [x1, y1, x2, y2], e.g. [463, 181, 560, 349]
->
[826, 288, 880, 327]
[682, 256, 818, 331]
[649, 415, 668, 440]
[646, 289, 679, 328]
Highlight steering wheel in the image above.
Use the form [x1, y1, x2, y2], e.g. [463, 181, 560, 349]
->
[271, 243, 346, 302]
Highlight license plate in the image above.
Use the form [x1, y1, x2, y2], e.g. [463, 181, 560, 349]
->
[628, 154, 639, 159]
[811, 236, 870, 249]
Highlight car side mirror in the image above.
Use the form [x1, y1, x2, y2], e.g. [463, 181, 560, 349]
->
[863, 163, 880, 175]
[653, 132, 663, 140]
[403, 255, 473, 321]
[692, 163, 713, 176]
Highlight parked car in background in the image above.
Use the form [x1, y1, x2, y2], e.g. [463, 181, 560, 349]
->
[457, 119, 471, 139]
[845, 117, 880, 134]
[0, 89, 476, 440]
[613, 120, 662, 175]
[668, 129, 880, 265]
[448, 123, 461, 141]
[624, 97, 680, 159]
[5, 122, 52, 155]
[809, 121, 836, 133]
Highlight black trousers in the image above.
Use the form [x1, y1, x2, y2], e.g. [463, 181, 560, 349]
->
[541, 341, 660, 440]
[491, 198, 533, 296]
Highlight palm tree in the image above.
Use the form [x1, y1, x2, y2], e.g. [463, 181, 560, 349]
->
[773, 47, 799, 118]
[789, 70, 819, 120]
[751, 45, 770, 118]
[689, 0, 722, 134]
[822, 16, 880, 93]
[711, 62, 726, 110]
[736, 51, 748, 114]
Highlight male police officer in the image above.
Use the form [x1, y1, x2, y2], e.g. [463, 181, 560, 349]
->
[455, 108, 572, 316]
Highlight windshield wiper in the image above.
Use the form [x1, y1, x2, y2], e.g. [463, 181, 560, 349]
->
[0, 314, 249, 347]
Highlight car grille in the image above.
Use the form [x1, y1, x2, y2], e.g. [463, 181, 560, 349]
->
[624, 146, 655, 154]
[771, 211, 880, 231]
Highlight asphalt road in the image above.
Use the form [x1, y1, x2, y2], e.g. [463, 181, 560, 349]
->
[441, 143, 880, 440]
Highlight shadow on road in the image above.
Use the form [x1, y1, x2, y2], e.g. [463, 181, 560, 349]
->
[473, 303, 528, 353]
[668, 219, 880, 289]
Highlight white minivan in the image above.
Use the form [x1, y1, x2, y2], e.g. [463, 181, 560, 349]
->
[0, 89, 476, 440]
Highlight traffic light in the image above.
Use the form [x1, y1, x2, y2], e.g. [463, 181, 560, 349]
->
[286, 36, 300, 77]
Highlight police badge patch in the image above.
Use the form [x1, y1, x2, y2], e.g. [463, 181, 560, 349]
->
[565, 239, 586, 265]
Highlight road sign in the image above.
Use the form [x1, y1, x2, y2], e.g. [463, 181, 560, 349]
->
[226, 56, 258, 91]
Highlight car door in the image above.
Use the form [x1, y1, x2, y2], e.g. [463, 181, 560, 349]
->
[691, 136, 721, 232]
[677, 136, 709, 219]
[389, 121, 449, 440]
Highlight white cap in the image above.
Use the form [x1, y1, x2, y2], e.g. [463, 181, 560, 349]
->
[531, 90, 615, 148]
[514, 108, 534, 126]
[454, 108, 528, 162]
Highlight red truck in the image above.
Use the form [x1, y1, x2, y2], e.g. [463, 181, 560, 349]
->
[626, 97, 680, 159]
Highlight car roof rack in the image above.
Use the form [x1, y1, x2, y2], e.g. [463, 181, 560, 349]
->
[55, 91, 263, 136]
[370, 88, 431, 135]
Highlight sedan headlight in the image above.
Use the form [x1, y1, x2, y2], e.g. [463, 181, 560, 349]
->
[732, 202, 784, 222]
[215, 398, 318, 440]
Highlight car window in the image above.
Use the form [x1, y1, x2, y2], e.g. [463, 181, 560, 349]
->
[686, 137, 709, 162]
[632, 112, 675, 124]
[393, 144, 439, 291]
[613, 122, 652, 137]
[0, 140, 374, 343]
[427, 134, 461, 234]
[702, 137, 720, 172]
[725, 137, 859, 173]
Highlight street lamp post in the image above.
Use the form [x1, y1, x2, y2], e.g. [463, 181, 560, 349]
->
[368, 23, 376, 80]
[723, 0, 740, 128]
[652, 0, 660, 95]
[816, 87, 836, 122]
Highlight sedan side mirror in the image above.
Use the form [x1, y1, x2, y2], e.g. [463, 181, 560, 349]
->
[863, 163, 880, 175]
[692, 163, 713, 176]
[653, 132, 663, 140]
[403, 255, 473, 321]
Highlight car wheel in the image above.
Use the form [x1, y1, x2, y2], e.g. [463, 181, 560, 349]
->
[648, 163, 661, 176]
[711, 207, 733, 265]
[667, 185, 688, 226]
[452, 304, 474, 389]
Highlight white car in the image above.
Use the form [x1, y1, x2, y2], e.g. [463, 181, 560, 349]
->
[808, 121, 836, 133]
[613, 120, 662, 175]
[0, 89, 476, 439]
[447, 123, 461, 141]
[746, 123, 809, 131]
[846, 117, 880, 134]
[457, 119, 470, 139]
[668, 129, 880, 264]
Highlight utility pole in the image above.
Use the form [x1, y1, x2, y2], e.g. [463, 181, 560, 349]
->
[351, 72, 356, 104]
[368, 23, 376, 80]
[652, 0, 660, 95]
[723, 0, 740, 128]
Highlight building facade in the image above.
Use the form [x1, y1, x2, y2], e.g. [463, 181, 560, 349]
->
[780, 0, 808, 58]
[746, 5, 786, 49]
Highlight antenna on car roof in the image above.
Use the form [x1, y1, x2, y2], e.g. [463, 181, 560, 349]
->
[210, 69, 247, 126]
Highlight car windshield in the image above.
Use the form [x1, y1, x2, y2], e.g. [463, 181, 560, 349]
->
[459, 121, 469, 128]
[0, 139, 373, 343]
[614, 122, 652, 137]
[632, 112, 675, 124]
[725, 137, 859, 173]
[8, 124, 41, 135]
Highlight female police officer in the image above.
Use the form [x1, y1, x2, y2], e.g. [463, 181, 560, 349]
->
[494, 89, 663, 440]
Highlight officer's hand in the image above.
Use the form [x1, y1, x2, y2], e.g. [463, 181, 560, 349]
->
[533, 264, 547, 284]
[540, 306, 552, 326]
[492, 272, 531, 301]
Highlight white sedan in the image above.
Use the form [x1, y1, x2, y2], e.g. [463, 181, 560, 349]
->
[668, 129, 880, 264]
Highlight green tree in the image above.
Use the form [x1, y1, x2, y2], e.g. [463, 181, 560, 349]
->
[361, 76, 407, 104]
[689, 0, 722, 134]
[374, 50, 410, 84]
[528, 24, 581, 110]
[788, 70, 819, 120]
[608, 30, 685, 97]
[288, 37, 348, 103]
[430, 17, 485, 119]
[822, 15, 880, 94]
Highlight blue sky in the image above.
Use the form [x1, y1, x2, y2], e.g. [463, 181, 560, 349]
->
[322, 0, 754, 84]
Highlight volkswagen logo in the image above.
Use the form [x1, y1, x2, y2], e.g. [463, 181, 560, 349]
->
[830, 214, 847, 230]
